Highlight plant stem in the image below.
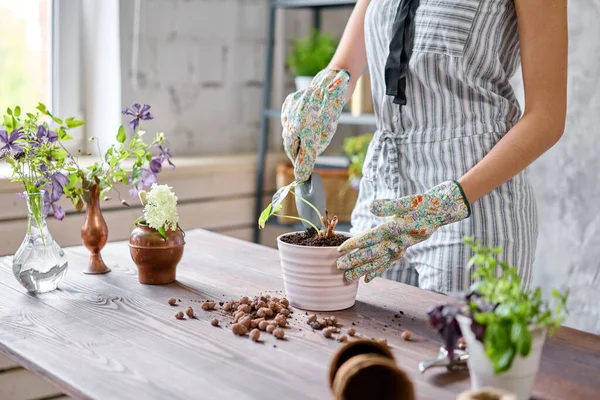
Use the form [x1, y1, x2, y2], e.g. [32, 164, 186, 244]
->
[272, 214, 321, 235]
[289, 188, 325, 232]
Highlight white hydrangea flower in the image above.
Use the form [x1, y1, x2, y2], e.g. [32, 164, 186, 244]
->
[143, 184, 179, 232]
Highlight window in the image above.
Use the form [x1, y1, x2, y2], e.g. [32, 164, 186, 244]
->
[0, 0, 52, 112]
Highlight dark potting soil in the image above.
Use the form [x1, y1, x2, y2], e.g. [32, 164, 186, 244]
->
[280, 227, 349, 247]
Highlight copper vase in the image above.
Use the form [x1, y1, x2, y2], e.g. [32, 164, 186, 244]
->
[128, 224, 185, 284]
[81, 184, 110, 274]
[328, 340, 415, 400]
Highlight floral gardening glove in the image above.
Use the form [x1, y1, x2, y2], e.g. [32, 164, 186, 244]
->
[281, 69, 350, 182]
[337, 180, 471, 283]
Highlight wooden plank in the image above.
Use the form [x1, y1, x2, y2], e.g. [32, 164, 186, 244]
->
[0, 353, 19, 370]
[0, 368, 63, 400]
[0, 229, 598, 400]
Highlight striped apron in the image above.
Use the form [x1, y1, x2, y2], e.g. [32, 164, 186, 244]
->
[350, 0, 538, 293]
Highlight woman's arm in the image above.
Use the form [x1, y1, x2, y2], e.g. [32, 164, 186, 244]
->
[328, 0, 371, 100]
[458, 0, 568, 203]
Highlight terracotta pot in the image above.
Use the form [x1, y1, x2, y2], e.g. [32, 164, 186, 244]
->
[276, 231, 358, 311]
[128, 224, 185, 284]
[81, 184, 110, 274]
[328, 339, 415, 400]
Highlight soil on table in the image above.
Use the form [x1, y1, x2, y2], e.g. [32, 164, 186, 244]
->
[280, 227, 349, 247]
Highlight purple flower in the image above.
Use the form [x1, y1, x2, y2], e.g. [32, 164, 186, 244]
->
[36, 125, 58, 144]
[43, 189, 66, 221]
[156, 144, 175, 169]
[122, 103, 153, 132]
[0, 128, 24, 157]
[150, 157, 162, 174]
[50, 172, 69, 201]
[128, 168, 157, 198]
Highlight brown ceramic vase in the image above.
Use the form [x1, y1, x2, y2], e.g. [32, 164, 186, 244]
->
[81, 184, 110, 274]
[128, 224, 185, 284]
[328, 339, 415, 400]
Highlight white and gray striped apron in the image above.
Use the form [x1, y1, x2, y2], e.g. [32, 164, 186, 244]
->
[350, 0, 538, 293]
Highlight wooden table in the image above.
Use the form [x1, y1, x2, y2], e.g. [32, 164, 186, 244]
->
[0, 230, 598, 400]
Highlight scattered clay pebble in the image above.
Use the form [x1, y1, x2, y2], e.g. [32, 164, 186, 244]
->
[273, 328, 285, 340]
[168, 297, 177, 306]
[323, 327, 335, 338]
[266, 324, 277, 333]
[233, 311, 245, 322]
[281, 298, 289, 307]
[258, 320, 269, 331]
[275, 315, 287, 327]
[309, 321, 321, 330]
[279, 308, 290, 317]
[232, 323, 248, 336]
[211, 318, 219, 326]
[337, 335, 348, 343]
[240, 296, 250, 305]
[307, 314, 317, 324]
[202, 301, 216, 311]
[251, 318, 264, 329]
[239, 316, 252, 329]
[250, 329, 261, 342]
[224, 302, 233, 312]
[175, 311, 185, 320]
[330, 316, 338, 325]
[347, 328, 356, 337]
[377, 338, 388, 346]
[185, 307, 194, 318]
[237, 304, 251, 313]
[401, 331, 412, 341]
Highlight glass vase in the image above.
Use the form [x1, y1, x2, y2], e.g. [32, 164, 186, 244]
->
[12, 191, 68, 293]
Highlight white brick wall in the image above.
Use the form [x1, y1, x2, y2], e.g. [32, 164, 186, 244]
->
[120, 0, 366, 156]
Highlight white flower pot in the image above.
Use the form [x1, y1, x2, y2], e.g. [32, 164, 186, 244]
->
[294, 76, 314, 91]
[277, 232, 358, 312]
[457, 315, 547, 400]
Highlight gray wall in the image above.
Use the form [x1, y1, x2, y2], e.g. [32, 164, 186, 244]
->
[119, 0, 358, 157]
[523, 1, 600, 334]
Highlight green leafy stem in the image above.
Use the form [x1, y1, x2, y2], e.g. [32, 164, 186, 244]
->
[258, 181, 338, 238]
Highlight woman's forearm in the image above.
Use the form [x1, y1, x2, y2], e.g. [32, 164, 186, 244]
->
[327, 0, 371, 101]
[458, 111, 565, 203]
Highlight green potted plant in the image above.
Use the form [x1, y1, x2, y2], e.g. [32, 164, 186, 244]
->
[258, 181, 357, 312]
[129, 184, 185, 285]
[427, 237, 569, 400]
[343, 133, 373, 189]
[287, 29, 337, 91]
[63, 103, 174, 275]
[0, 103, 81, 292]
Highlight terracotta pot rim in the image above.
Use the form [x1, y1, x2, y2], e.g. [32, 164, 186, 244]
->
[276, 231, 352, 250]
[128, 243, 186, 250]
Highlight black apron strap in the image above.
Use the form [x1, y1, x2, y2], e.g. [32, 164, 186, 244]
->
[384, 0, 420, 107]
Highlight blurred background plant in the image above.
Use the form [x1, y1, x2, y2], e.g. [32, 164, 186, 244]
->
[343, 132, 372, 188]
[287, 29, 337, 77]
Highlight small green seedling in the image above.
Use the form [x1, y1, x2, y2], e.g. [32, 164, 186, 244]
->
[258, 181, 338, 238]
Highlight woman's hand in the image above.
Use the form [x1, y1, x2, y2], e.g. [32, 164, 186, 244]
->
[281, 69, 350, 182]
[337, 181, 471, 282]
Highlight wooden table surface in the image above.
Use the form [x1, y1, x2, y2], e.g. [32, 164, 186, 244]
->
[0, 229, 598, 400]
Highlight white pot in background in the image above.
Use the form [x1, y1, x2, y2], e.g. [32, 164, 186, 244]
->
[457, 315, 547, 400]
[294, 76, 314, 91]
[277, 232, 358, 312]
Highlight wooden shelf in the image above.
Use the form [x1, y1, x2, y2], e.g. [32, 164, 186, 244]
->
[265, 109, 376, 126]
[272, 0, 356, 8]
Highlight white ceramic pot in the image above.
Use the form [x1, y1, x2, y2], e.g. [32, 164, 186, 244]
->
[294, 76, 314, 91]
[276, 232, 358, 312]
[457, 315, 547, 400]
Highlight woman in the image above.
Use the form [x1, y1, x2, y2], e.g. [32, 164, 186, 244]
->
[281, 0, 567, 293]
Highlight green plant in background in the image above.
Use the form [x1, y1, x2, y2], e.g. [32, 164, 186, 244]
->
[428, 237, 569, 375]
[258, 181, 338, 238]
[63, 104, 174, 210]
[287, 29, 337, 77]
[343, 132, 373, 183]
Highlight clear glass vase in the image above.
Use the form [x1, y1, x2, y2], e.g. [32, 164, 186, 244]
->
[12, 191, 68, 293]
